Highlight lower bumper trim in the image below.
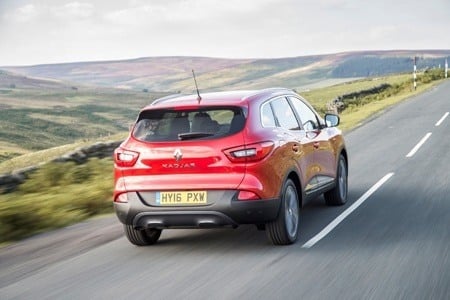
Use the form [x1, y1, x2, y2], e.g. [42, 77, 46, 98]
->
[134, 211, 239, 229]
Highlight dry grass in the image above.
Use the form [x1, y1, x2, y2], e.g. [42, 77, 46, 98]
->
[302, 74, 411, 110]
[0, 132, 127, 174]
[338, 80, 442, 131]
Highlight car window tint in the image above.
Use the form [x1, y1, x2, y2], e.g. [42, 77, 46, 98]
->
[261, 101, 276, 127]
[133, 107, 245, 142]
[271, 97, 300, 130]
[288, 96, 319, 131]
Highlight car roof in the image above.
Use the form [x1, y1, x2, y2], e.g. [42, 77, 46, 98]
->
[144, 88, 297, 110]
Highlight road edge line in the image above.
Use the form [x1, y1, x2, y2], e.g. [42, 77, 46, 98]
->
[302, 172, 394, 249]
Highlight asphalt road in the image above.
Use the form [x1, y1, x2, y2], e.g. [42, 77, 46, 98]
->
[1, 82, 449, 299]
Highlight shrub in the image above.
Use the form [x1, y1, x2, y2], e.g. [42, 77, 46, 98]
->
[0, 158, 113, 243]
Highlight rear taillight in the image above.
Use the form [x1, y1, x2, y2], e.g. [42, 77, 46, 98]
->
[223, 141, 274, 163]
[114, 193, 128, 203]
[114, 148, 139, 167]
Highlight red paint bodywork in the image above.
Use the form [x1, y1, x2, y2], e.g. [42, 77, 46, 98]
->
[114, 89, 345, 207]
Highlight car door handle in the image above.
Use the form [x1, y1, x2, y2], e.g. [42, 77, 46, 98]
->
[313, 142, 320, 149]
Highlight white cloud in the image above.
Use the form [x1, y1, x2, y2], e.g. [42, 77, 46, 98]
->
[4, 3, 39, 23]
[103, 0, 278, 26]
[52, 2, 94, 19]
[103, 5, 154, 26]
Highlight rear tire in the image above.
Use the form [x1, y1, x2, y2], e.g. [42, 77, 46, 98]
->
[324, 154, 348, 206]
[124, 225, 162, 246]
[266, 179, 299, 245]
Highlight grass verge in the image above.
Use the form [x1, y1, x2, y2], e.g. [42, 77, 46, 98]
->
[338, 79, 444, 131]
[0, 159, 113, 243]
[304, 70, 446, 131]
[0, 132, 127, 174]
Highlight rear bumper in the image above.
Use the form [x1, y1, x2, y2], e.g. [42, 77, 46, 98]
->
[114, 191, 280, 229]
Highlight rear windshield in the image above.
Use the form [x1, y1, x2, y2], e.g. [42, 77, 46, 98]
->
[132, 107, 246, 142]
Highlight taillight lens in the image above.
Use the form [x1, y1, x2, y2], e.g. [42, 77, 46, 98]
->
[223, 141, 274, 163]
[114, 148, 139, 167]
[114, 193, 128, 203]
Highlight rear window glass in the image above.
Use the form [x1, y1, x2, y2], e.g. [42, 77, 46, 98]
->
[133, 107, 246, 142]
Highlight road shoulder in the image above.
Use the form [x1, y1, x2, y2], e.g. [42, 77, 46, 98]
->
[0, 214, 122, 288]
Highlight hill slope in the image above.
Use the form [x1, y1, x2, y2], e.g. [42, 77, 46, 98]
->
[3, 50, 450, 92]
[0, 70, 166, 158]
[1, 49, 449, 160]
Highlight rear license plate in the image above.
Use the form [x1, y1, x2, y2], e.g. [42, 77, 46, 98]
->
[156, 191, 207, 206]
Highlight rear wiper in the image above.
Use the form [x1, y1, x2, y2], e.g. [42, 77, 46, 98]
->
[178, 132, 214, 140]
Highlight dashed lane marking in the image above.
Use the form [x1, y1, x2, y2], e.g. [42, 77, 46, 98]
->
[406, 132, 432, 158]
[435, 112, 449, 127]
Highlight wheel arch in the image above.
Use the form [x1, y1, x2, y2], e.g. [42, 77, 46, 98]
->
[340, 147, 348, 169]
[286, 170, 303, 207]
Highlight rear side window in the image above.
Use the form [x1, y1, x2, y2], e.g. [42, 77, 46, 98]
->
[261, 102, 276, 127]
[133, 107, 245, 142]
[271, 97, 300, 130]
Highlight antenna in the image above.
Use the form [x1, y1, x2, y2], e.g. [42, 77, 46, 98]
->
[192, 69, 202, 102]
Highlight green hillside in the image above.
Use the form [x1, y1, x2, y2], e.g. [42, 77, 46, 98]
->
[1, 50, 449, 162]
[3, 50, 449, 92]
[0, 71, 167, 160]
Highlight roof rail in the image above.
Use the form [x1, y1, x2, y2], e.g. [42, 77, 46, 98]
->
[150, 93, 186, 106]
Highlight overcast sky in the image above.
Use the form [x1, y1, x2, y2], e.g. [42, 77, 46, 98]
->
[0, 0, 449, 66]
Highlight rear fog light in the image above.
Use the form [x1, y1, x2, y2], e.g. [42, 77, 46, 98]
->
[237, 191, 260, 201]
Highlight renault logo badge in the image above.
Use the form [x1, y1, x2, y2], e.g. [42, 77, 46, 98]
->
[173, 148, 183, 162]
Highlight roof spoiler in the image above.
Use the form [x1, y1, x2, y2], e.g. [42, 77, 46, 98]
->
[150, 93, 185, 106]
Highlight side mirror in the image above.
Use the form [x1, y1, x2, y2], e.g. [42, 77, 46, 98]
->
[324, 114, 340, 127]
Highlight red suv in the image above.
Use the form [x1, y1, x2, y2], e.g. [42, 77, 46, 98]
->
[114, 88, 347, 245]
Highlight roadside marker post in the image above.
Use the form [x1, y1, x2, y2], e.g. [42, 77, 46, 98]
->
[413, 56, 417, 90]
[445, 58, 448, 79]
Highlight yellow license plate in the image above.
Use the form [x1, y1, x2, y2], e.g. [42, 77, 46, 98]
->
[156, 191, 207, 205]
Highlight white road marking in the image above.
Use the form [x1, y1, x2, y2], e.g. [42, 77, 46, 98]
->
[435, 112, 449, 126]
[302, 172, 394, 249]
[406, 132, 432, 158]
